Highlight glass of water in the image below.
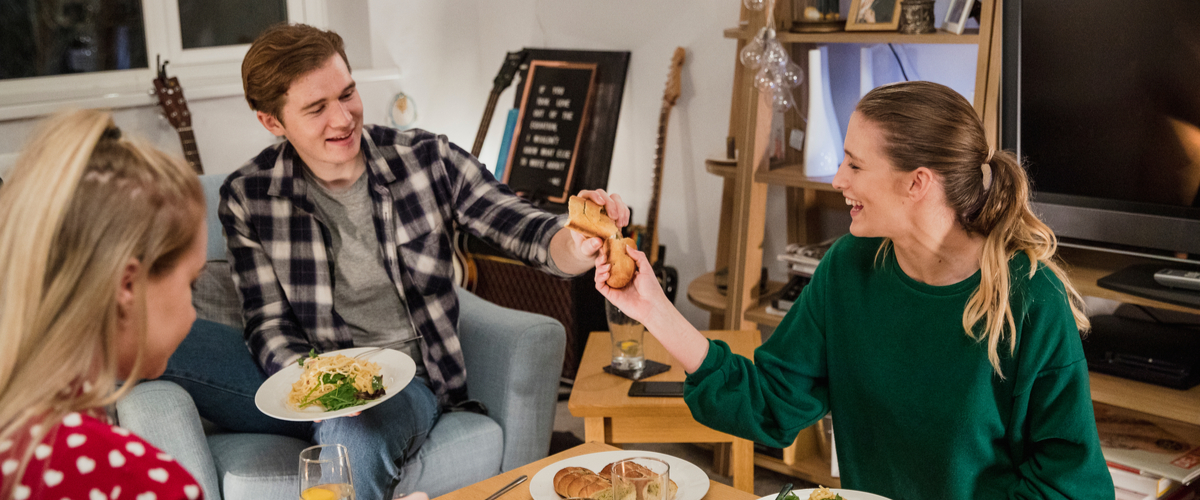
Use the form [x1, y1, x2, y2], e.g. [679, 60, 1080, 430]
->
[611, 457, 672, 500]
[299, 444, 355, 500]
[606, 299, 646, 372]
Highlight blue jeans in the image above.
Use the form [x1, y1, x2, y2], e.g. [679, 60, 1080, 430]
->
[160, 319, 440, 500]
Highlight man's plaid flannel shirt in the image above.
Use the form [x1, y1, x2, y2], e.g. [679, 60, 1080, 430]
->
[219, 125, 569, 405]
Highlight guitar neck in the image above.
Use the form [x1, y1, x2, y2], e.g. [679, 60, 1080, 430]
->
[472, 91, 504, 158]
[177, 128, 204, 174]
[646, 101, 673, 265]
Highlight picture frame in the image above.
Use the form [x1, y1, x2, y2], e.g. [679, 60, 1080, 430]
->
[845, 0, 902, 31]
[943, 0, 974, 35]
[503, 49, 629, 208]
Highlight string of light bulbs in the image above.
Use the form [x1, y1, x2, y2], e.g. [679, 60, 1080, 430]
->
[738, 0, 805, 111]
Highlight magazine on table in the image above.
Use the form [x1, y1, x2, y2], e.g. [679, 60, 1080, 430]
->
[1095, 402, 1200, 486]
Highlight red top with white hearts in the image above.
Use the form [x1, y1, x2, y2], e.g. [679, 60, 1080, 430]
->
[1, 411, 203, 500]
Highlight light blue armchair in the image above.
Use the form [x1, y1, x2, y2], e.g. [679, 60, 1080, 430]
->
[115, 174, 566, 500]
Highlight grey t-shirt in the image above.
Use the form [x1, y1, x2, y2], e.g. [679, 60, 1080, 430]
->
[303, 167, 425, 376]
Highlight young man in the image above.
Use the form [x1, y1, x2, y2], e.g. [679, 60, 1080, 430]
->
[167, 24, 627, 499]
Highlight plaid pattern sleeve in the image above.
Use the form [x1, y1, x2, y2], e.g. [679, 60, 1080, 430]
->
[408, 129, 568, 275]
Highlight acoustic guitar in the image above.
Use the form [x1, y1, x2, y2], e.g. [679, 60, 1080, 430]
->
[152, 59, 204, 174]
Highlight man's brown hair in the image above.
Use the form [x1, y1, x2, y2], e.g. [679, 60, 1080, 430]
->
[241, 23, 350, 121]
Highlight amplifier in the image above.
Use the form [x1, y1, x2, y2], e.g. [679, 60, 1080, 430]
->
[470, 254, 606, 381]
[1083, 314, 1200, 390]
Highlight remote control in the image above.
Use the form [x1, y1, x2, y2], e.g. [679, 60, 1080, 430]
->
[1153, 268, 1200, 292]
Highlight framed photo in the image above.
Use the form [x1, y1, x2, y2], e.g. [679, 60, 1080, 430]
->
[846, 0, 902, 31]
[943, 0, 974, 35]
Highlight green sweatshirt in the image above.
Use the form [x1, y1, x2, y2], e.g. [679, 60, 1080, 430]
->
[684, 235, 1113, 499]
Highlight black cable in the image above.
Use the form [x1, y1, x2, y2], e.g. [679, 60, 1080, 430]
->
[887, 43, 909, 81]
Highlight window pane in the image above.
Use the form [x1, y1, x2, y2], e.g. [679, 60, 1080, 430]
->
[0, 0, 149, 80]
[178, 0, 286, 49]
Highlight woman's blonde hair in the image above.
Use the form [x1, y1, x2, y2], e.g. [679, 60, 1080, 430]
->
[0, 109, 203, 494]
[856, 81, 1090, 377]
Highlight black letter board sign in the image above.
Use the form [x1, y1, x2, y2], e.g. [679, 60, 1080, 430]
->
[503, 61, 598, 204]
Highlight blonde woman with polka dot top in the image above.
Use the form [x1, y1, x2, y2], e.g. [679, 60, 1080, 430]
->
[0, 110, 206, 499]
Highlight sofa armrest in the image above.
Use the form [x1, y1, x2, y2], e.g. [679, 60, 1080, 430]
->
[456, 287, 565, 472]
[116, 381, 223, 500]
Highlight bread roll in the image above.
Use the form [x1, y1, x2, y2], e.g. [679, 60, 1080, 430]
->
[565, 196, 637, 289]
[566, 196, 618, 239]
[553, 466, 613, 500]
[605, 237, 637, 289]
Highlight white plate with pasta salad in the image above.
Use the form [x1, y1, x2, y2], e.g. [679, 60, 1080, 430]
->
[254, 347, 416, 421]
[756, 488, 891, 500]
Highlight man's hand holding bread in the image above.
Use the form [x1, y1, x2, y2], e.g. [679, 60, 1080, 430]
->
[566, 194, 637, 289]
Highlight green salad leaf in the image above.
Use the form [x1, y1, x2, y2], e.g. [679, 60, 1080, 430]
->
[297, 348, 318, 367]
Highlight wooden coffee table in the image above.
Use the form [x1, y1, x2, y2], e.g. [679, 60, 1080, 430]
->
[433, 442, 758, 500]
[567, 330, 760, 493]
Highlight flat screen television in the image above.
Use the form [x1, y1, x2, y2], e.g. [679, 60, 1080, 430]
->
[1001, 0, 1200, 304]
[1002, 0, 1200, 256]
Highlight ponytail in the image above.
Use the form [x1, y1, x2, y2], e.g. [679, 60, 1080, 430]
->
[858, 81, 1090, 378]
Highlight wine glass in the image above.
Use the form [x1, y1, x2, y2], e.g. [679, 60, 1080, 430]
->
[299, 444, 355, 500]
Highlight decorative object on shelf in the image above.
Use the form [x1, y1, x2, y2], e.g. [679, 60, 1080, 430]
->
[387, 92, 418, 130]
[943, 0, 975, 35]
[846, 0, 902, 31]
[739, 27, 805, 111]
[790, 0, 844, 33]
[743, 0, 766, 11]
[898, 0, 936, 34]
[803, 46, 842, 177]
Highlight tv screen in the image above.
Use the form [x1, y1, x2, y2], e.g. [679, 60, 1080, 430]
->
[1002, 0, 1200, 258]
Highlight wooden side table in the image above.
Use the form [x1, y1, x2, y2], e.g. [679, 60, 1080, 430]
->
[433, 442, 759, 500]
[567, 329, 761, 493]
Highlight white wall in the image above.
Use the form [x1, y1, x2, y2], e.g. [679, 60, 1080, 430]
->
[0, 0, 979, 329]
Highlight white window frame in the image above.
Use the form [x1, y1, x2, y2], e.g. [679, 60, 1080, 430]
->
[0, 0, 327, 121]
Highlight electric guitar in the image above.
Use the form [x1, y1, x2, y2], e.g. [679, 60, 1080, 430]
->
[152, 59, 204, 174]
[453, 50, 529, 290]
[630, 48, 685, 302]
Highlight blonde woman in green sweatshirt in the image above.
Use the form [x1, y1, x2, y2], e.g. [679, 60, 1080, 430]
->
[597, 81, 1114, 499]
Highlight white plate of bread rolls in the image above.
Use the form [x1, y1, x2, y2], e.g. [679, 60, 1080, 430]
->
[530, 450, 709, 500]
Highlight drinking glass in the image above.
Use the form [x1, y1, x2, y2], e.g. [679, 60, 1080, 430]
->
[299, 444, 355, 500]
[606, 299, 646, 372]
[610, 457, 672, 500]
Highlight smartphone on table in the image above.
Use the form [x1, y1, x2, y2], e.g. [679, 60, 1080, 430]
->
[627, 381, 685, 397]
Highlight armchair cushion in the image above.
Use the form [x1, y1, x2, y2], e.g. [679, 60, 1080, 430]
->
[207, 433, 309, 499]
[397, 411, 503, 497]
[194, 260, 243, 329]
[458, 289, 565, 471]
